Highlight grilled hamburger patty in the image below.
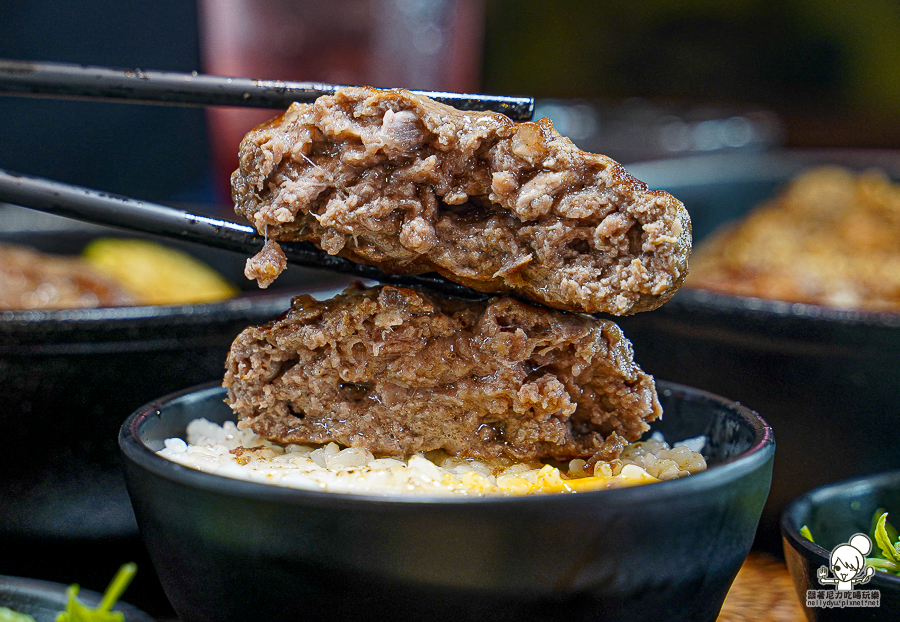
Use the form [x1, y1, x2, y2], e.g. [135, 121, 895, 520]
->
[232, 86, 691, 315]
[224, 283, 661, 461]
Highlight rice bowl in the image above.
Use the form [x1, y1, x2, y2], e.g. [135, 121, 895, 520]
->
[158, 418, 707, 496]
[120, 380, 773, 622]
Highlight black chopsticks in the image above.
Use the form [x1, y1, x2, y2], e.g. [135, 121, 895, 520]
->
[0, 59, 531, 298]
[0, 59, 535, 121]
[0, 168, 485, 299]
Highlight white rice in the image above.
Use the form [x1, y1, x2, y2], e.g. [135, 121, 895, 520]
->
[158, 419, 707, 496]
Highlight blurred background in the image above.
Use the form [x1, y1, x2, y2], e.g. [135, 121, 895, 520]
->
[2, 0, 900, 213]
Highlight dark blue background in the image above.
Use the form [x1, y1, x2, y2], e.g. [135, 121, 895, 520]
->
[0, 1, 215, 209]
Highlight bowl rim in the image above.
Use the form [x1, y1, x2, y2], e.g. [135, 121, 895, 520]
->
[0, 282, 349, 326]
[119, 379, 774, 509]
[667, 288, 900, 328]
[781, 469, 900, 588]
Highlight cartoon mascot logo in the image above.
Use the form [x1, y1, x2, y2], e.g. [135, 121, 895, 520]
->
[817, 533, 876, 592]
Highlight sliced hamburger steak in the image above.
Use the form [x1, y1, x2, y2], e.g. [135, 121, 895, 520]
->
[224, 283, 661, 462]
[232, 86, 691, 315]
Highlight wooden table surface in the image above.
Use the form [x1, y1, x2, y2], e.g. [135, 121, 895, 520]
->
[718, 553, 806, 622]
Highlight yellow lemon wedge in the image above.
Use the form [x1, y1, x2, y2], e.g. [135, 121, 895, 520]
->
[82, 238, 238, 305]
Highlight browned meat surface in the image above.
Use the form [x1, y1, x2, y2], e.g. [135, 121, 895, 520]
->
[244, 238, 287, 288]
[224, 283, 661, 461]
[0, 243, 135, 310]
[232, 87, 691, 315]
[689, 166, 900, 310]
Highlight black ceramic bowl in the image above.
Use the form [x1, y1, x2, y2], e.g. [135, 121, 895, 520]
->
[0, 224, 350, 615]
[781, 471, 900, 621]
[120, 380, 774, 622]
[0, 574, 155, 622]
[617, 149, 900, 554]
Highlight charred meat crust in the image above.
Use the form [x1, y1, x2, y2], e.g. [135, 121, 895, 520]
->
[232, 86, 691, 315]
[224, 283, 661, 461]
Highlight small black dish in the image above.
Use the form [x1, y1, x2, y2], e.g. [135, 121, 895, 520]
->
[618, 149, 900, 554]
[0, 574, 155, 622]
[120, 380, 774, 622]
[781, 471, 900, 621]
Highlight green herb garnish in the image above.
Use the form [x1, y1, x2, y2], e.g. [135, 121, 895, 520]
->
[0, 608, 37, 622]
[55, 563, 137, 622]
[872, 510, 900, 560]
[869, 510, 900, 576]
[802, 510, 900, 576]
[800, 525, 814, 542]
[0, 564, 136, 622]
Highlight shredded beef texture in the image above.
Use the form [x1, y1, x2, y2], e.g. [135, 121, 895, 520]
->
[244, 238, 287, 289]
[223, 283, 661, 461]
[231, 87, 691, 315]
